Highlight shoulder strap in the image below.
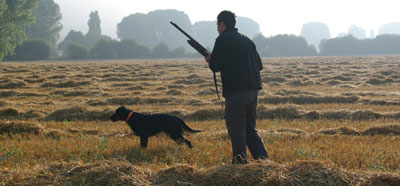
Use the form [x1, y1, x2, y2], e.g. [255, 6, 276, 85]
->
[213, 72, 224, 109]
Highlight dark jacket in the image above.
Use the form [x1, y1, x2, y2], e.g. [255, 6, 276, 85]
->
[209, 27, 263, 97]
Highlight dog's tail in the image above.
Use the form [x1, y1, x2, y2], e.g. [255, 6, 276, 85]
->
[181, 120, 201, 133]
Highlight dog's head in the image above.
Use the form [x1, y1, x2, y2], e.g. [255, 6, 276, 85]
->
[110, 106, 128, 122]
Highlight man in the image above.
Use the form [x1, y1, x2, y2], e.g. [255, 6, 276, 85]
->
[205, 10, 268, 164]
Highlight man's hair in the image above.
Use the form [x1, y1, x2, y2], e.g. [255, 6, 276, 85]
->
[217, 10, 236, 28]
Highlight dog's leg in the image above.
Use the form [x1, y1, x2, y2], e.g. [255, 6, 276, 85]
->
[140, 136, 148, 148]
[182, 138, 192, 148]
[170, 134, 193, 148]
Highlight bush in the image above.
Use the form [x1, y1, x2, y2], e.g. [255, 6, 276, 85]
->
[10, 39, 51, 60]
[115, 39, 151, 59]
[90, 39, 118, 59]
[66, 43, 88, 59]
[152, 42, 170, 58]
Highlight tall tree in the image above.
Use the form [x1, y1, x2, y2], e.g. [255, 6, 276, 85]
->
[26, 0, 62, 52]
[87, 10, 101, 36]
[117, 9, 193, 50]
[300, 22, 331, 51]
[348, 25, 366, 39]
[0, 0, 39, 61]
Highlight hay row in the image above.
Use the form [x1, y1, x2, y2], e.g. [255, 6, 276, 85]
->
[0, 120, 130, 139]
[261, 95, 400, 106]
[295, 124, 400, 136]
[87, 97, 184, 106]
[1, 106, 399, 122]
[257, 106, 400, 121]
[2, 119, 400, 139]
[3, 159, 399, 186]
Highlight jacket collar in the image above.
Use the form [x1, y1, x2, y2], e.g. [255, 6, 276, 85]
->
[223, 27, 238, 33]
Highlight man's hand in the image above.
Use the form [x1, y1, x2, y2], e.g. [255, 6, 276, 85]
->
[205, 51, 211, 63]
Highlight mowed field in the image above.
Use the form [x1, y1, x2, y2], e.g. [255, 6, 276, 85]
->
[1, 56, 400, 185]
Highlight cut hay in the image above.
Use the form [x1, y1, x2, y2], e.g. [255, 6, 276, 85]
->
[42, 129, 73, 140]
[0, 121, 42, 135]
[174, 78, 206, 85]
[362, 124, 400, 136]
[152, 164, 199, 185]
[317, 127, 361, 135]
[110, 83, 135, 87]
[127, 85, 145, 90]
[272, 128, 309, 135]
[88, 97, 182, 106]
[40, 80, 91, 88]
[186, 99, 205, 106]
[0, 81, 27, 89]
[0, 90, 18, 98]
[258, 106, 304, 120]
[151, 160, 400, 186]
[45, 107, 113, 121]
[0, 108, 20, 118]
[166, 89, 183, 95]
[259, 95, 359, 105]
[275, 89, 318, 96]
[50, 90, 91, 97]
[67, 128, 99, 135]
[183, 109, 224, 121]
[7, 160, 150, 186]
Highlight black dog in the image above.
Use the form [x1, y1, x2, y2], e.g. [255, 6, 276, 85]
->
[110, 106, 201, 148]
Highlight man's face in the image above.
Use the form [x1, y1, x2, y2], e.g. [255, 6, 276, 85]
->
[217, 21, 226, 35]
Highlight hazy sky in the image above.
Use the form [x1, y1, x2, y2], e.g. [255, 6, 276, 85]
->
[54, 0, 400, 40]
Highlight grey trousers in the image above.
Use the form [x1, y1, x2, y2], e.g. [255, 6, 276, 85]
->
[224, 90, 268, 164]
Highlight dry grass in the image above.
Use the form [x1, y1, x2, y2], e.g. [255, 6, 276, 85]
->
[1, 56, 400, 185]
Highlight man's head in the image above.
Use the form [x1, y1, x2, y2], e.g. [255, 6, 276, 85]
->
[217, 10, 236, 35]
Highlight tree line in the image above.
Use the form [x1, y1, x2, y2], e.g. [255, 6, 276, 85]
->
[2, 0, 400, 62]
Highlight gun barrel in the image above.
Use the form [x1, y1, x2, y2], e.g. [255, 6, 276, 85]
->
[170, 21, 194, 41]
[170, 21, 209, 57]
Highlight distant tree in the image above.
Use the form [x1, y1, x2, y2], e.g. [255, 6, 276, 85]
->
[369, 29, 375, 38]
[152, 42, 170, 58]
[378, 22, 400, 35]
[85, 10, 109, 49]
[319, 35, 359, 56]
[170, 46, 187, 58]
[66, 43, 88, 59]
[373, 34, 400, 55]
[300, 22, 330, 50]
[26, 0, 62, 53]
[10, 39, 50, 60]
[253, 34, 269, 56]
[337, 33, 348, 37]
[58, 11, 111, 55]
[193, 17, 262, 49]
[117, 9, 193, 50]
[193, 21, 218, 49]
[320, 34, 400, 56]
[0, 0, 39, 61]
[236, 17, 261, 38]
[57, 30, 86, 55]
[253, 34, 317, 57]
[87, 11, 101, 36]
[115, 39, 138, 59]
[348, 25, 366, 39]
[115, 39, 151, 59]
[90, 39, 117, 59]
